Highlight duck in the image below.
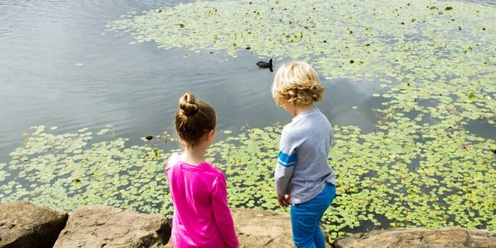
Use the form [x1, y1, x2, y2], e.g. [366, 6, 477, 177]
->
[256, 59, 273, 72]
[256, 59, 273, 68]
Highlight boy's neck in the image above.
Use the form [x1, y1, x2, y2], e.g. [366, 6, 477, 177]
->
[291, 103, 315, 116]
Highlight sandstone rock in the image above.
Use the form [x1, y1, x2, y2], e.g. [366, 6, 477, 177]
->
[233, 208, 295, 248]
[53, 205, 170, 248]
[165, 208, 331, 248]
[332, 227, 496, 248]
[2, 200, 496, 248]
[0, 200, 68, 248]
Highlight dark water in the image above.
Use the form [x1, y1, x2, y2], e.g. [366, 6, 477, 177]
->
[1, 0, 495, 163]
[0, 0, 390, 162]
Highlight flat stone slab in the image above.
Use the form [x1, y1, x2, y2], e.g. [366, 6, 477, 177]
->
[332, 227, 496, 248]
[164, 208, 331, 248]
[53, 205, 170, 248]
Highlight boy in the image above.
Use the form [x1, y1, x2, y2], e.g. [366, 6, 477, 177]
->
[271, 60, 336, 248]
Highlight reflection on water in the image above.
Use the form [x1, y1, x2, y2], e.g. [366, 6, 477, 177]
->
[0, 0, 385, 162]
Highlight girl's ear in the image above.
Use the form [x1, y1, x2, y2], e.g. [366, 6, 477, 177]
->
[205, 129, 215, 141]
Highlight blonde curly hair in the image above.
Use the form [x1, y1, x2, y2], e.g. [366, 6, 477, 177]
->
[271, 60, 324, 106]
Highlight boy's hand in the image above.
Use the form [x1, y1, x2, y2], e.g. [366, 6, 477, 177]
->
[277, 194, 290, 207]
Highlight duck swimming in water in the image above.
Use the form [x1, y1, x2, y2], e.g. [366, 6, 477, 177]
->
[256, 59, 273, 72]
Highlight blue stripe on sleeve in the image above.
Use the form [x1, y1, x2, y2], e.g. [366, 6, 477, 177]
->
[278, 151, 297, 167]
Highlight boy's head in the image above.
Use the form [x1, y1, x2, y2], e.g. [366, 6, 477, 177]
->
[271, 60, 324, 106]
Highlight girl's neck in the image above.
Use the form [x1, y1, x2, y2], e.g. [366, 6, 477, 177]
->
[181, 146, 207, 166]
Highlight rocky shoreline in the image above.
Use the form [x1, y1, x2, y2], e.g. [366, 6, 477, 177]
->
[1, 201, 495, 247]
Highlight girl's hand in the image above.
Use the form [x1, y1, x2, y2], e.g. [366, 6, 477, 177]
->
[277, 194, 290, 207]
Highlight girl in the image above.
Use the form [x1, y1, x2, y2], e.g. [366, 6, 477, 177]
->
[271, 61, 336, 248]
[165, 92, 238, 248]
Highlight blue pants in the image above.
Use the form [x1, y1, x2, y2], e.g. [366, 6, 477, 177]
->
[290, 183, 336, 248]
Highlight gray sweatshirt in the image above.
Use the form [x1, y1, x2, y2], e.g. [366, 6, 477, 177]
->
[275, 107, 336, 204]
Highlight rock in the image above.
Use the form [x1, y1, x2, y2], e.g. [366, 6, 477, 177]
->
[0, 200, 68, 248]
[233, 208, 295, 248]
[164, 208, 330, 248]
[2, 200, 496, 248]
[332, 227, 496, 248]
[232, 208, 331, 247]
[53, 205, 171, 248]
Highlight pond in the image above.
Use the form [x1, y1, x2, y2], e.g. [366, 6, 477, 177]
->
[0, 0, 390, 163]
[1, 0, 495, 241]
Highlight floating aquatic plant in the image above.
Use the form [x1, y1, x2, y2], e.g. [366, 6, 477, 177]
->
[1, 126, 175, 218]
[1, 120, 494, 241]
[1, 0, 495, 243]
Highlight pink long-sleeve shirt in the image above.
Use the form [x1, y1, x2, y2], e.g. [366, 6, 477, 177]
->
[165, 152, 238, 248]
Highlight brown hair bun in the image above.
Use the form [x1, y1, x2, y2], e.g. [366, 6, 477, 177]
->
[178, 93, 199, 116]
